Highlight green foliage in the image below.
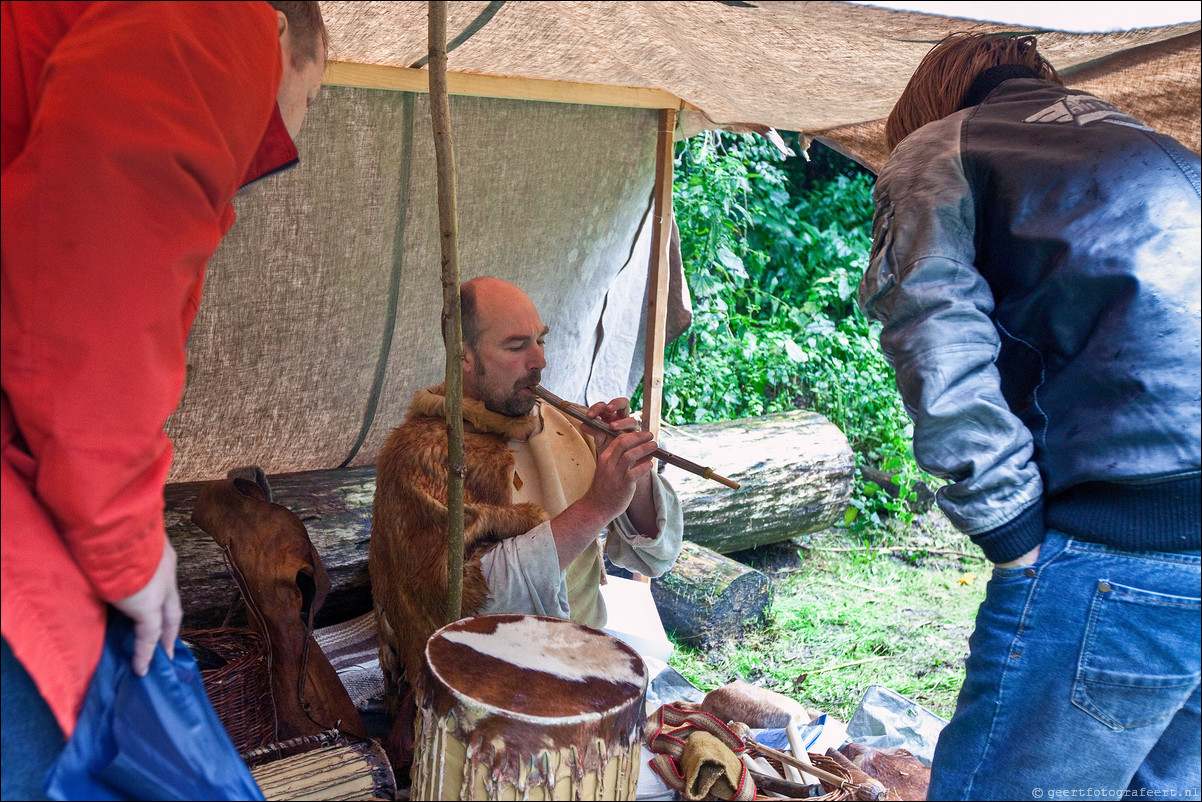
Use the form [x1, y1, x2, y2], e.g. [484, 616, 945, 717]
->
[641, 131, 937, 537]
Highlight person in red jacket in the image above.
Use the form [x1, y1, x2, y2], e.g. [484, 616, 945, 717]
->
[1, 2, 327, 797]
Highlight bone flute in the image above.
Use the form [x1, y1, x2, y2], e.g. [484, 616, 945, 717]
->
[532, 385, 741, 490]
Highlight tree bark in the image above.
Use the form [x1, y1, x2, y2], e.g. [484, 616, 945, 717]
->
[647, 540, 771, 647]
[659, 410, 854, 553]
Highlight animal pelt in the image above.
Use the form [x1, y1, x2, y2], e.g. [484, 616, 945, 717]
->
[825, 748, 893, 801]
[191, 471, 366, 743]
[370, 387, 549, 705]
[839, 743, 930, 801]
[675, 680, 824, 729]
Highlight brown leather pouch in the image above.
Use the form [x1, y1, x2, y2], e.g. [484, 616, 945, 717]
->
[191, 467, 367, 743]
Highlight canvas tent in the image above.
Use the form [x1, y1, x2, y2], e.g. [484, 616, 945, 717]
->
[163, 0, 1201, 484]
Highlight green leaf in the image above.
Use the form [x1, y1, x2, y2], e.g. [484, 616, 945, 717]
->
[715, 243, 748, 279]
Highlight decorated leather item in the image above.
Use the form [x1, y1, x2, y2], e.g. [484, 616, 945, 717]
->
[646, 703, 757, 801]
[191, 467, 366, 743]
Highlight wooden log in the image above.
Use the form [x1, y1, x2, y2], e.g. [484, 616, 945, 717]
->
[167, 467, 376, 630]
[648, 540, 771, 647]
[168, 409, 851, 628]
[659, 411, 854, 554]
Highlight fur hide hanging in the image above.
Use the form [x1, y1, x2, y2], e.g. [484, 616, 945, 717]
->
[191, 470, 367, 743]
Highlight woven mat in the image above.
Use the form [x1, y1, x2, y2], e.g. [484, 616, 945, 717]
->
[313, 612, 385, 708]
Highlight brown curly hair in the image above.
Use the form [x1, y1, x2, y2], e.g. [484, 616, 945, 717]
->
[885, 32, 1062, 152]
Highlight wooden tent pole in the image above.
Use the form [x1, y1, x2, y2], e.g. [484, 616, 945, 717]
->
[641, 108, 677, 440]
[632, 108, 677, 586]
[429, 0, 466, 625]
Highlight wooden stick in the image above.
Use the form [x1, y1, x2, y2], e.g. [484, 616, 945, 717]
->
[641, 107, 676, 440]
[740, 736, 852, 791]
[533, 386, 741, 489]
[786, 722, 820, 785]
[832, 577, 900, 594]
[745, 754, 782, 780]
[808, 655, 888, 675]
[748, 771, 823, 799]
[780, 752, 805, 785]
[429, 1, 465, 624]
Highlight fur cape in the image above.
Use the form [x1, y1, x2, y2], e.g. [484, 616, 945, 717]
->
[369, 386, 549, 698]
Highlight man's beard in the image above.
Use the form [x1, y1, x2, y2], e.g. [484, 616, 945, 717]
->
[480, 368, 541, 418]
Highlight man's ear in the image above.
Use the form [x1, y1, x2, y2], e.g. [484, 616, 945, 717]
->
[276, 10, 288, 38]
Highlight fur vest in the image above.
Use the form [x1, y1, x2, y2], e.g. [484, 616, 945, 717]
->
[369, 387, 550, 696]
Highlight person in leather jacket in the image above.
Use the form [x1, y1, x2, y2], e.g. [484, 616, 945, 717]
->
[859, 32, 1200, 801]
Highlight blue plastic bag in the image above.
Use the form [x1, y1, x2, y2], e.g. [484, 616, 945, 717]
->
[43, 613, 265, 801]
[752, 715, 829, 753]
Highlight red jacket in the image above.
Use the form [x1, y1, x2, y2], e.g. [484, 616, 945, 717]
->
[1, 1, 298, 736]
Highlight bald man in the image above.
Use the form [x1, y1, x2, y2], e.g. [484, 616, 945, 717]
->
[369, 276, 684, 727]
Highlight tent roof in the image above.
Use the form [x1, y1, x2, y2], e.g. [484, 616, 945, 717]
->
[319, 1, 1200, 171]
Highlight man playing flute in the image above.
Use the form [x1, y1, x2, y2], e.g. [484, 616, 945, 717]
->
[369, 276, 684, 769]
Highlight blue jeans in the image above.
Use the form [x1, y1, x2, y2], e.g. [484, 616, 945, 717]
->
[929, 530, 1201, 801]
[1, 637, 66, 801]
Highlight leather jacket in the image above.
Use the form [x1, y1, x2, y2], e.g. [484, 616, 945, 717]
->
[859, 73, 1201, 562]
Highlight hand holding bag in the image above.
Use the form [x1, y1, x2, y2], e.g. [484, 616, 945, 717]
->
[43, 612, 264, 801]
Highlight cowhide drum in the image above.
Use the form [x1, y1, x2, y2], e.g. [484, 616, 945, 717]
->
[412, 614, 648, 800]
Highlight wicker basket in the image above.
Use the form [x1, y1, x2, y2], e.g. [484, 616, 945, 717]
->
[183, 628, 276, 754]
[751, 751, 855, 801]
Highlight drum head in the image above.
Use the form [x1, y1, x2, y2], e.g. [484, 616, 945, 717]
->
[423, 614, 648, 723]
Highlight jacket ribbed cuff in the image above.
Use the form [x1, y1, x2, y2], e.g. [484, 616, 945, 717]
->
[971, 501, 1045, 564]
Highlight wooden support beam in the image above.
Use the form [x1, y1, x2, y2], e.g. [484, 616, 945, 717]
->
[323, 61, 686, 110]
[428, 1, 467, 625]
[641, 107, 677, 440]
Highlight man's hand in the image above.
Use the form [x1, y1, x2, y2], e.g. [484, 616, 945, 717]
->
[587, 428, 658, 519]
[584, 397, 640, 452]
[994, 543, 1041, 570]
[582, 396, 659, 521]
[550, 419, 659, 569]
[111, 541, 183, 676]
[585, 397, 664, 536]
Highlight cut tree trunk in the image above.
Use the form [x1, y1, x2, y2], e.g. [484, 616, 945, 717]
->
[168, 410, 853, 629]
[649, 540, 771, 647]
[658, 410, 854, 554]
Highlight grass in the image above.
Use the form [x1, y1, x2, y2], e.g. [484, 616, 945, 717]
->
[667, 512, 989, 722]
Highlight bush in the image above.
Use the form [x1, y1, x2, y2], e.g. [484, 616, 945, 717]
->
[639, 131, 937, 537]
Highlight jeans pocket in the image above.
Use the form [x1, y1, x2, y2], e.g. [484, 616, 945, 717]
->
[991, 530, 1065, 581]
[1072, 580, 1201, 731]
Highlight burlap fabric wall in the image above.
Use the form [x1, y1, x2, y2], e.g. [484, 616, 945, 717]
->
[165, 88, 661, 482]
